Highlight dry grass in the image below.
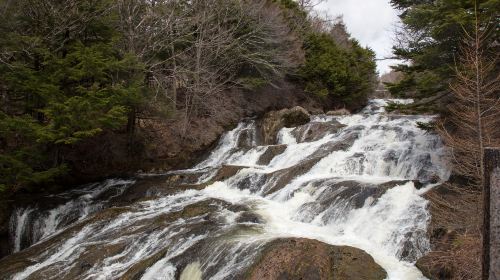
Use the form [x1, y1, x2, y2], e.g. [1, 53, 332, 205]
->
[427, 233, 482, 280]
[420, 183, 483, 279]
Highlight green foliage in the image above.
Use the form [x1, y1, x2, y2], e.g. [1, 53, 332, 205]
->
[0, 0, 379, 194]
[389, 0, 500, 98]
[299, 33, 377, 108]
[237, 77, 268, 90]
[416, 121, 435, 132]
[0, 0, 148, 192]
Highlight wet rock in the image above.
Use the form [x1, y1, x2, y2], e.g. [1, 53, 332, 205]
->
[0, 206, 133, 277]
[305, 180, 413, 223]
[397, 230, 429, 262]
[110, 175, 189, 205]
[263, 158, 322, 195]
[326, 108, 350, 116]
[245, 238, 387, 280]
[212, 165, 247, 182]
[291, 120, 346, 143]
[181, 165, 248, 190]
[308, 131, 360, 159]
[169, 224, 265, 280]
[237, 128, 256, 150]
[236, 211, 263, 224]
[259, 106, 311, 145]
[257, 145, 287, 165]
[0, 199, 228, 279]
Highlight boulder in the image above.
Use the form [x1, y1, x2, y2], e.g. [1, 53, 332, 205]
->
[326, 109, 350, 116]
[259, 106, 311, 144]
[245, 238, 387, 280]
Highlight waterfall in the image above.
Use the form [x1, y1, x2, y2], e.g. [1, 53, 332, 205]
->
[8, 179, 135, 253]
[2, 99, 449, 280]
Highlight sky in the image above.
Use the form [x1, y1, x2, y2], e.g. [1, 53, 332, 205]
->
[317, 0, 401, 74]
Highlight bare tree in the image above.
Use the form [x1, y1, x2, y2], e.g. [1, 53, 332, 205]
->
[437, 6, 500, 188]
[297, 0, 325, 11]
[165, 0, 300, 134]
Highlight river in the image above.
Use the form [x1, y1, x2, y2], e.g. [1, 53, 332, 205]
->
[2, 99, 449, 280]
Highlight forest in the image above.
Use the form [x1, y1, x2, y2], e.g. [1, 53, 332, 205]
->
[0, 0, 376, 194]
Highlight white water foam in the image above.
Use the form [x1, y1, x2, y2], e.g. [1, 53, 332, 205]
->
[5, 99, 449, 280]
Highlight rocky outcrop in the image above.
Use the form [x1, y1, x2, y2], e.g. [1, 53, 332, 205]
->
[259, 106, 311, 145]
[245, 238, 387, 280]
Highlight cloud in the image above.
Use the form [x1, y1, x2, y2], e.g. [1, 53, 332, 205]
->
[316, 0, 401, 74]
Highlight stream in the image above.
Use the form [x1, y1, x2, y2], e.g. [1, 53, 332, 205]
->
[1, 99, 449, 280]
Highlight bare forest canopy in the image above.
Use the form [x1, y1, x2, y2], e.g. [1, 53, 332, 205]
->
[0, 0, 377, 193]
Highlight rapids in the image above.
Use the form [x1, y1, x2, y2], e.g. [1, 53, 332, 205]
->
[2, 99, 449, 280]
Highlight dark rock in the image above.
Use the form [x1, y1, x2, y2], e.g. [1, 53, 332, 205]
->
[236, 212, 263, 224]
[245, 238, 387, 280]
[263, 158, 322, 195]
[257, 145, 287, 165]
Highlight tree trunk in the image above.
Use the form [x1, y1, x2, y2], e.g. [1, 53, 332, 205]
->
[127, 108, 136, 152]
[483, 148, 500, 280]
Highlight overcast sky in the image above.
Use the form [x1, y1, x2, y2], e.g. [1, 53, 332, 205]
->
[316, 0, 401, 74]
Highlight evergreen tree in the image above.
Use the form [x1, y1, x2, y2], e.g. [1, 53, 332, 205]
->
[300, 33, 377, 108]
[0, 0, 147, 192]
[388, 0, 499, 98]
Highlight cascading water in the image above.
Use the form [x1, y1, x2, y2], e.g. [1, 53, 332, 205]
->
[8, 179, 135, 253]
[0, 99, 449, 280]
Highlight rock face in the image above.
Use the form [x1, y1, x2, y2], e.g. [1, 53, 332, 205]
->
[246, 238, 387, 280]
[259, 106, 311, 144]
